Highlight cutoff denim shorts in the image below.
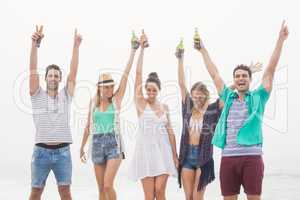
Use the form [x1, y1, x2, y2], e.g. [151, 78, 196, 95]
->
[92, 133, 121, 164]
[31, 145, 72, 188]
[182, 145, 200, 170]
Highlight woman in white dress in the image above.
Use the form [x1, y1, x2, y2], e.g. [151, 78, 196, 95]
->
[128, 30, 179, 200]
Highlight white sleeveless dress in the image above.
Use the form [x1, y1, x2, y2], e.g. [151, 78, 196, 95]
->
[128, 104, 178, 181]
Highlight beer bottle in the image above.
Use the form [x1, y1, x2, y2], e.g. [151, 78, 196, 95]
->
[194, 27, 201, 50]
[131, 30, 140, 49]
[175, 38, 184, 59]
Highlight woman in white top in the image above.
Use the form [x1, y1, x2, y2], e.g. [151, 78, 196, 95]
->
[128, 30, 179, 200]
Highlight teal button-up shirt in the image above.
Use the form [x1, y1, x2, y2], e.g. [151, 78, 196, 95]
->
[212, 84, 270, 149]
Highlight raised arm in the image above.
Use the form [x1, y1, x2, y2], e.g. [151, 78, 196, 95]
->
[177, 58, 188, 101]
[114, 41, 138, 105]
[196, 38, 225, 95]
[29, 25, 44, 96]
[66, 29, 82, 97]
[175, 39, 188, 102]
[262, 21, 289, 93]
[134, 31, 148, 114]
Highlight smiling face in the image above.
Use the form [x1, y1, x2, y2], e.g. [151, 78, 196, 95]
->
[233, 69, 251, 93]
[145, 82, 159, 100]
[45, 69, 61, 91]
[98, 85, 114, 99]
[191, 89, 208, 107]
[190, 82, 209, 108]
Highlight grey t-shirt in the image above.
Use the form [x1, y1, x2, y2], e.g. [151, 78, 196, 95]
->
[31, 86, 73, 144]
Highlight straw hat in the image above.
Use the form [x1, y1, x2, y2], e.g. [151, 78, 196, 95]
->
[97, 73, 115, 86]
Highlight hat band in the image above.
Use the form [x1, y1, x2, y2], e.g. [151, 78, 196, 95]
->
[98, 79, 114, 85]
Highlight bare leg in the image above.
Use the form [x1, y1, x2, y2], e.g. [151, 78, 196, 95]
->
[58, 185, 72, 200]
[29, 187, 44, 200]
[154, 174, 169, 200]
[247, 195, 261, 200]
[141, 177, 155, 200]
[94, 164, 107, 200]
[103, 158, 121, 200]
[182, 168, 196, 200]
[192, 168, 206, 200]
[224, 195, 238, 200]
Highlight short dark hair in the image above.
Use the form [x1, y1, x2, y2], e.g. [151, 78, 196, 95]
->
[45, 64, 62, 79]
[233, 64, 252, 78]
[146, 72, 161, 90]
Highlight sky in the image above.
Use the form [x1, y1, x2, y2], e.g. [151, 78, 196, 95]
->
[0, 0, 299, 199]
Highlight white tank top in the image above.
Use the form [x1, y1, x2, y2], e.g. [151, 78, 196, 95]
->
[189, 117, 203, 134]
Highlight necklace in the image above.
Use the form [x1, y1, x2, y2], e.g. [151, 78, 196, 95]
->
[191, 107, 205, 119]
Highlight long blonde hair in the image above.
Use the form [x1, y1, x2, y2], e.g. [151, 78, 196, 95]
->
[94, 86, 113, 107]
[190, 81, 210, 105]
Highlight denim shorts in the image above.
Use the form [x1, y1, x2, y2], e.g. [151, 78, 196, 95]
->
[31, 145, 72, 188]
[182, 145, 200, 170]
[92, 133, 121, 164]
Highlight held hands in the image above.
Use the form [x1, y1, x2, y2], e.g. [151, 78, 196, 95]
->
[73, 28, 82, 48]
[32, 25, 44, 48]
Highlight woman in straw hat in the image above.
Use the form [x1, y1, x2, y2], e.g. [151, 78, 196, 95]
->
[80, 35, 139, 200]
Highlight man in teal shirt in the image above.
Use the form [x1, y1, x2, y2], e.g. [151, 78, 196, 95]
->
[196, 21, 289, 200]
